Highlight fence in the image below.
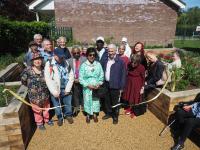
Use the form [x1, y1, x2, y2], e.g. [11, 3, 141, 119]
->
[48, 26, 73, 42]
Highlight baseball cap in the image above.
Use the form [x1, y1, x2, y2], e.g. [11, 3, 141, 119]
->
[122, 37, 128, 43]
[54, 48, 65, 58]
[96, 36, 105, 43]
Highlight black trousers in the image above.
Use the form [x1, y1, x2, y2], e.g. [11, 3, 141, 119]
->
[72, 83, 83, 109]
[104, 82, 120, 118]
[175, 109, 200, 144]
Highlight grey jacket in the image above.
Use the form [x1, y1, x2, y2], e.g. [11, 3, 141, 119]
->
[67, 56, 87, 76]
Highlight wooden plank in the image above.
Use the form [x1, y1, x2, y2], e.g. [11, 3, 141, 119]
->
[0, 81, 21, 86]
[0, 146, 10, 150]
[0, 118, 19, 126]
[8, 134, 23, 146]
[10, 145, 24, 150]
[5, 124, 20, 131]
[1, 129, 21, 136]
[148, 104, 169, 124]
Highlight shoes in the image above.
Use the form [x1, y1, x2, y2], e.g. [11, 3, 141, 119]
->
[37, 124, 46, 130]
[171, 144, 184, 150]
[86, 115, 90, 124]
[130, 112, 136, 119]
[57, 119, 63, 126]
[125, 107, 131, 115]
[102, 114, 111, 120]
[66, 116, 74, 124]
[47, 120, 54, 126]
[93, 114, 98, 123]
[113, 117, 118, 125]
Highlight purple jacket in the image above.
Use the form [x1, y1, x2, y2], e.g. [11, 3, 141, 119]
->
[101, 55, 126, 90]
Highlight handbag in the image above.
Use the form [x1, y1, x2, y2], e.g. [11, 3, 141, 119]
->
[92, 84, 107, 98]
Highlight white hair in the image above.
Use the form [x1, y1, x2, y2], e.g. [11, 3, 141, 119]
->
[58, 36, 66, 42]
[42, 39, 51, 48]
[33, 34, 42, 39]
[108, 44, 117, 51]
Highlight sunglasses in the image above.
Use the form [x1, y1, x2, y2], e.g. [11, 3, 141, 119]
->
[88, 54, 95, 57]
[73, 52, 80, 55]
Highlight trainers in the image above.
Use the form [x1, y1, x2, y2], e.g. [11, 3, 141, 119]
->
[93, 114, 98, 123]
[86, 115, 90, 124]
[38, 124, 46, 130]
[66, 116, 74, 124]
[47, 120, 54, 126]
[102, 114, 111, 120]
[125, 107, 131, 115]
[57, 119, 63, 126]
[171, 144, 184, 150]
[113, 117, 118, 125]
[130, 112, 136, 119]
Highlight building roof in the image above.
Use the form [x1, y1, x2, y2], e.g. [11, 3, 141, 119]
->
[28, 0, 185, 11]
[29, 0, 54, 11]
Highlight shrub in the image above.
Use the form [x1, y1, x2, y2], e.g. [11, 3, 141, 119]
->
[0, 16, 50, 54]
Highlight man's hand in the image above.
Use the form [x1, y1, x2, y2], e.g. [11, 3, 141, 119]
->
[74, 79, 79, 83]
[140, 87, 144, 94]
[64, 92, 70, 96]
[183, 105, 192, 112]
[54, 91, 60, 98]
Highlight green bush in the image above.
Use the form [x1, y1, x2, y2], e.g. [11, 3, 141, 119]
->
[0, 53, 25, 70]
[0, 16, 50, 54]
[0, 85, 20, 107]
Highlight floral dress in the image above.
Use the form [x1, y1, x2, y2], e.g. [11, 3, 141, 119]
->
[79, 60, 104, 115]
[21, 67, 50, 107]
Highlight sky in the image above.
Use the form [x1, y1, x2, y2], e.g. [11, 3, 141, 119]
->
[182, 0, 200, 9]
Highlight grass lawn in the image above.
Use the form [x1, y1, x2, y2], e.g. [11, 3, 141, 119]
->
[174, 40, 200, 49]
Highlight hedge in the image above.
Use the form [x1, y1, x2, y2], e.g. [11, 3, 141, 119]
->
[0, 16, 50, 54]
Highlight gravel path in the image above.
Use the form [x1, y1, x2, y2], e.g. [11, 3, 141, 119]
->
[27, 110, 199, 150]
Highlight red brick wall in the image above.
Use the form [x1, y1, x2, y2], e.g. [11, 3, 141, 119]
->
[55, 0, 179, 46]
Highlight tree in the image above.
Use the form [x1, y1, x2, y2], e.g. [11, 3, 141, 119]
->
[0, 0, 35, 21]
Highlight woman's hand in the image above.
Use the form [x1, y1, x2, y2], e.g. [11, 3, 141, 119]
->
[183, 105, 192, 112]
[140, 87, 144, 94]
[87, 85, 95, 90]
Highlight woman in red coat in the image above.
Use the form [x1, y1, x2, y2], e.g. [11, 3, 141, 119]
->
[122, 54, 145, 118]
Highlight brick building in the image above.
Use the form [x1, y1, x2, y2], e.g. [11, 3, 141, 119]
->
[29, 0, 185, 46]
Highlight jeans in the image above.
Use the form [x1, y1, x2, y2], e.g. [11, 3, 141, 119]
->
[51, 94, 72, 120]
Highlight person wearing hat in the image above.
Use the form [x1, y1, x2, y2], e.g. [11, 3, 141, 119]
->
[121, 37, 132, 58]
[24, 41, 39, 67]
[96, 36, 108, 64]
[44, 48, 74, 126]
[21, 52, 53, 130]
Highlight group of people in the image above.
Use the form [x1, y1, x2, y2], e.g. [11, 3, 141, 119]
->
[21, 34, 200, 150]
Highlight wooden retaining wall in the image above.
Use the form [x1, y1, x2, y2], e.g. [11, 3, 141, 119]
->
[148, 88, 200, 124]
[0, 85, 36, 150]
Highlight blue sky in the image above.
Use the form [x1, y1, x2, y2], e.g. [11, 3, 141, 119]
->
[182, 0, 200, 9]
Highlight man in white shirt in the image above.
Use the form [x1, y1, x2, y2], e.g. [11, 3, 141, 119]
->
[96, 36, 107, 62]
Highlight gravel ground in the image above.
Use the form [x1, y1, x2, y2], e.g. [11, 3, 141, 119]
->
[27, 110, 199, 150]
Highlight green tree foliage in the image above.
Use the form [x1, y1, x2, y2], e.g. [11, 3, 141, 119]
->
[176, 7, 200, 36]
[0, 0, 34, 21]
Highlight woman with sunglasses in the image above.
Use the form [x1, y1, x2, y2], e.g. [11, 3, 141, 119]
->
[122, 54, 145, 118]
[79, 47, 104, 123]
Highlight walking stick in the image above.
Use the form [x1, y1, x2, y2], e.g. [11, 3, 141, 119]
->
[58, 97, 65, 123]
[159, 119, 176, 137]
